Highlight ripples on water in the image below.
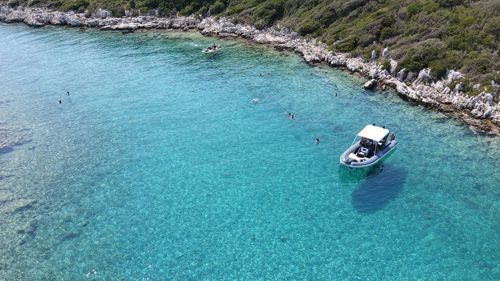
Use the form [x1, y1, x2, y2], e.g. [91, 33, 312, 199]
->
[0, 23, 499, 280]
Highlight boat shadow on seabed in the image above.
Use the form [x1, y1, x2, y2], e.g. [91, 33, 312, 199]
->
[339, 163, 408, 213]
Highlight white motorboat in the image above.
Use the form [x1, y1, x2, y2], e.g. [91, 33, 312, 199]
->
[340, 124, 397, 168]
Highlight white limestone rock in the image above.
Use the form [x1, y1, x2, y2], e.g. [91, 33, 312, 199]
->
[382, 47, 389, 58]
[364, 79, 377, 90]
[92, 8, 111, 19]
[444, 70, 463, 85]
[397, 69, 407, 82]
[416, 68, 433, 84]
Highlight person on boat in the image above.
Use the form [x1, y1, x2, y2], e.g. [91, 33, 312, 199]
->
[377, 138, 386, 150]
[390, 133, 395, 141]
[212, 44, 217, 50]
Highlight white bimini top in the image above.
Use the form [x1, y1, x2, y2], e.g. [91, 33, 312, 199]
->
[357, 125, 389, 142]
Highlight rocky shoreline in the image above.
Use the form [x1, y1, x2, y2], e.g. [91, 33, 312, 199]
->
[1, 5, 499, 135]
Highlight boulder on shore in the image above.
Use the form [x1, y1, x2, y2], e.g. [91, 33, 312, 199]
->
[111, 22, 139, 30]
[24, 14, 45, 27]
[397, 68, 408, 82]
[415, 68, 433, 84]
[92, 8, 111, 19]
[364, 79, 377, 90]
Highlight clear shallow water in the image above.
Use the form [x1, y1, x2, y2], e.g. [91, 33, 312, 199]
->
[0, 23, 499, 280]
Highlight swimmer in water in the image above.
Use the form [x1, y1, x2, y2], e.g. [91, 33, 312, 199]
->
[251, 98, 260, 104]
[59, 100, 62, 104]
[67, 91, 70, 96]
[315, 138, 320, 144]
[290, 113, 295, 120]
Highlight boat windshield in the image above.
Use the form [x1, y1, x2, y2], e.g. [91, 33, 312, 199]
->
[353, 136, 385, 158]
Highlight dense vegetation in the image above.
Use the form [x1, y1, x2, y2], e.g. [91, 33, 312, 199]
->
[4, 0, 500, 93]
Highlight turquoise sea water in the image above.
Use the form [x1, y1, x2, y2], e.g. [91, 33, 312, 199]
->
[0, 23, 499, 280]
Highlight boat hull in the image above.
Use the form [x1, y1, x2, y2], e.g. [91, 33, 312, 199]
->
[340, 140, 397, 168]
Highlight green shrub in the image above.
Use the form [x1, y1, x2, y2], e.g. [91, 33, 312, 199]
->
[60, 0, 89, 12]
[399, 39, 446, 72]
[155, 1, 175, 16]
[334, 36, 358, 52]
[226, 3, 245, 14]
[209, 0, 225, 14]
[483, 16, 500, 41]
[298, 19, 320, 35]
[437, 0, 465, 8]
[397, 7, 409, 20]
[459, 79, 473, 93]
[379, 27, 395, 40]
[407, 3, 422, 17]
[446, 34, 475, 51]
[382, 59, 391, 71]
[338, 0, 366, 16]
[442, 50, 462, 70]
[381, 14, 395, 27]
[459, 15, 474, 27]
[139, 6, 149, 15]
[180, 4, 194, 15]
[466, 52, 493, 74]
[357, 34, 377, 47]
[428, 60, 447, 79]
[316, 4, 338, 27]
[197, 5, 208, 16]
[251, 0, 285, 28]
[422, 1, 439, 13]
[400, 58, 425, 73]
